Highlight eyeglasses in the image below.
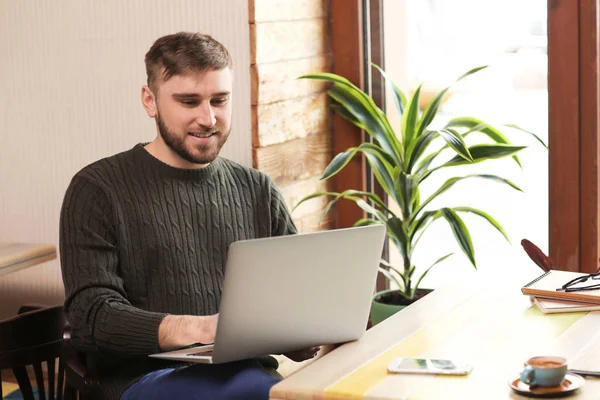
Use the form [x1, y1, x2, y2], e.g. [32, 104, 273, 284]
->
[557, 272, 600, 292]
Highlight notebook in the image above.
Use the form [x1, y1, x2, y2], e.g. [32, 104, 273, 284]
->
[522, 270, 600, 304]
[532, 297, 600, 314]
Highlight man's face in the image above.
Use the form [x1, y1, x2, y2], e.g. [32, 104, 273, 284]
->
[143, 68, 233, 168]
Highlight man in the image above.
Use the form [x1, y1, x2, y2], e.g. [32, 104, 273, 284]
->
[60, 32, 317, 400]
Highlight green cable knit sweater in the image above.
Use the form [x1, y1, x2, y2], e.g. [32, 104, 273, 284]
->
[60, 144, 297, 399]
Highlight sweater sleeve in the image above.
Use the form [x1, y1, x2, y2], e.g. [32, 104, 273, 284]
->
[267, 177, 298, 236]
[60, 175, 166, 356]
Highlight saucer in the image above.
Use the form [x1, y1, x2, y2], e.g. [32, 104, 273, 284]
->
[508, 373, 585, 398]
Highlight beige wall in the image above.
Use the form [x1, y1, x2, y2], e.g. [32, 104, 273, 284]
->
[0, 0, 252, 318]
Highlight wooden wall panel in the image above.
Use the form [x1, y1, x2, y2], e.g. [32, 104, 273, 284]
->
[283, 177, 335, 220]
[252, 93, 330, 147]
[250, 19, 327, 64]
[250, 55, 330, 104]
[250, 0, 334, 232]
[249, 0, 327, 22]
[295, 211, 336, 233]
[254, 132, 333, 187]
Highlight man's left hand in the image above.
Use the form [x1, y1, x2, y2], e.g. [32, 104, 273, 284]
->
[283, 346, 321, 362]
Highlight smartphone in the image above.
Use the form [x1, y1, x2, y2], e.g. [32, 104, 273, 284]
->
[387, 358, 472, 375]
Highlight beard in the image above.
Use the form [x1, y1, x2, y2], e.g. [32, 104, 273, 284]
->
[156, 113, 230, 165]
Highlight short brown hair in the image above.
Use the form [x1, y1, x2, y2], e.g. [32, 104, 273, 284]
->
[145, 32, 232, 93]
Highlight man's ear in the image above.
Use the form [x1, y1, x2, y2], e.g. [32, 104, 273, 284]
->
[141, 85, 157, 118]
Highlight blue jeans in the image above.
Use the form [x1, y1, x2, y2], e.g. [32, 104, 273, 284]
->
[120, 361, 281, 400]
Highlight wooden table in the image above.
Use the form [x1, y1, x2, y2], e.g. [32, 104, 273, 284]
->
[271, 271, 600, 399]
[0, 242, 57, 276]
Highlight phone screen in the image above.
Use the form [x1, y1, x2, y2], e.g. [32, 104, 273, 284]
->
[387, 358, 472, 375]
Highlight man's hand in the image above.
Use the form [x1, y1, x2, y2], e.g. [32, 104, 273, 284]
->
[283, 346, 321, 362]
[158, 313, 219, 351]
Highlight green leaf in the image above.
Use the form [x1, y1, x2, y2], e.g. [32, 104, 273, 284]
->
[412, 253, 453, 296]
[372, 63, 407, 117]
[323, 142, 401, 208]
[410, 210, 444, 254]
[294, 189, 389, 228]
[445, 116, 522, 168]
[300, 72, 403, 165]
[413, 174, 523, 218]
[354, 218, 381, 227]
[415, 87, 450, 137]
[456, 65, 488, 80]
[438, 128, 473, 162]
[345, 190, 392, 214]
[441, 208, 476, 268]
[386, 216, 409, 256]
[440, 144, 526, 168]
[316, 192, 359, 227]
[406, 130, 437, 173]
[391, 167, 406, 211]
[410, 210, 439, 236]
[322, 189, 391, 214]
[453, 206, 510, 243]
[401, 84, 422, 153]
[415, 66, 487, 139]
[331, 104, 365, 128]
[292, 191, 337, 212]
[412, 186, 421, 211]
[363, 150, 400, 206]
[505, 124, 548, 149]
[378, 266, 406, 293]
[445, 116, 509, 143]
[414, 150, 442, 178]
[321, 148, 359, 180]
[358, 142, 397, 165]
[380, 258, 404, 276]
[299, 72, 353, 85]
[396, 172, 418, 217]
[328, 86, 395, 154]
[356, 199, 387, 223]
[412, 124, 492, 177]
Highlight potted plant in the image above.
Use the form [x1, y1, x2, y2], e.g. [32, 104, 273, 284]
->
[293, 66, 546, 325]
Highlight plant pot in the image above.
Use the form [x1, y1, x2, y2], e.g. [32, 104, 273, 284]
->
[370, 288, 434, 326]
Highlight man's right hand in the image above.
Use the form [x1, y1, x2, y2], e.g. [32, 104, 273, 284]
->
[158, 313, 219, 351]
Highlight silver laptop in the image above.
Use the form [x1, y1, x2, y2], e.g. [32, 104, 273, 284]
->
[149, 224, 386, 364]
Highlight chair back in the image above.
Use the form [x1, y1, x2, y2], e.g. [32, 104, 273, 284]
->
[0, 305, 67, 400]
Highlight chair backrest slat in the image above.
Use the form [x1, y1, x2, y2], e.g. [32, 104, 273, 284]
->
[47, 358, 56, 400]
[56, 358, 65, 400]
[32, 362, 46, 400]
[0, 305, 68, 400]
[12, 365, 34, 400]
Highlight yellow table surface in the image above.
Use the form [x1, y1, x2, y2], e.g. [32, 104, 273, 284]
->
[271, 271, 600, 399]
[0, 242, 57, 276]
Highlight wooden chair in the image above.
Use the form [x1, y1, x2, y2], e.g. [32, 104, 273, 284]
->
[61, 323, 99, 398]
[0, 304, 71, 400]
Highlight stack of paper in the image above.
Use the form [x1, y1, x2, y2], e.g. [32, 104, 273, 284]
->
[531, 297, 600, 314]
[522, 270, 600, 314]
